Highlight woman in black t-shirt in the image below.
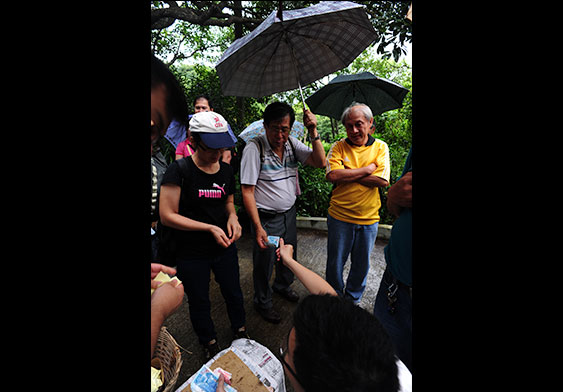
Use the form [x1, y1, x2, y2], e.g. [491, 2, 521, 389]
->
[159, 112, 247, 360]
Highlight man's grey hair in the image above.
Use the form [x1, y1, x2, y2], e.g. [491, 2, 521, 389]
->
[340, 102, 373, 125]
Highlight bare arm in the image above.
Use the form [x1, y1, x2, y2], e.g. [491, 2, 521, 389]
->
[357, 175, 389, 188]
[326, 163, 376, 184]
[326, 163, 388, 188]
[386, 171, 412, 216]
[241, 184, 268, 249]
[151, 281, 184, 357]
[276, 238, 337, 296]
[159, 183, 231, 248]
[225, 194, 242, 242]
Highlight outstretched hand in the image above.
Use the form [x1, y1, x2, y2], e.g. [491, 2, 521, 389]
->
[275, 238, 294, 266]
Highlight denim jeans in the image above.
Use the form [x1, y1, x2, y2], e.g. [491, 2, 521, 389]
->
[374, 267, 412, 372]
[175, 243, 245, 345]
[326, 213, 379, 303]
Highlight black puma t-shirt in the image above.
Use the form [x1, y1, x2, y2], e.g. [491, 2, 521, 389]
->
[161, 156, 235, 258]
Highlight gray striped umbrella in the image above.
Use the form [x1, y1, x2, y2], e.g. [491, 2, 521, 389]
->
[215, 1, 378, 103]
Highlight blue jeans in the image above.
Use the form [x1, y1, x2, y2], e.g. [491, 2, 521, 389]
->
[374, 267, 412, 372]
[326, 213, 379, 303]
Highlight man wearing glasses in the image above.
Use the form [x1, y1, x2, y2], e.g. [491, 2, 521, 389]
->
[240, 101, 326, 324]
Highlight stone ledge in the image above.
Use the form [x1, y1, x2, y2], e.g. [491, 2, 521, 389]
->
[296, 216, 392, 240]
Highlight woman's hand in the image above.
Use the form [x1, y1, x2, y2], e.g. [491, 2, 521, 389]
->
[209, 225, 232, 248]
[276, 238, 294, 266]
[227, 213, 242, 243]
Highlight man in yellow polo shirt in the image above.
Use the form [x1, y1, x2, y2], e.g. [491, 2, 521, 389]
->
[325, 102, 390, 304]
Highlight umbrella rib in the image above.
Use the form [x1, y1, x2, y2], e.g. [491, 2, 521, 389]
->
[256, 35, 288, 96]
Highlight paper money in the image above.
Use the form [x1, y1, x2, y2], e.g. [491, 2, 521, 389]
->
[266, 236, 280, 248]
[190, 365, 237, 392]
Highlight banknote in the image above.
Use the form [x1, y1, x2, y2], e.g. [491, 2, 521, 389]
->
[266, 236, 280, 248]
[190, 365, 237, 392]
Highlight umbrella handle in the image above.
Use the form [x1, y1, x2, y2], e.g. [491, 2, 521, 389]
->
[284, 32, 308, 111]
[297, 80, 307, 111]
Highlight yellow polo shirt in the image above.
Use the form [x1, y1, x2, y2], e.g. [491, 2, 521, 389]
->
[326, 136, 390, 225]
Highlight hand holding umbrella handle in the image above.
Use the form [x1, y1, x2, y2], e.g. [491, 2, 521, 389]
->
[303, 109, 318, 136]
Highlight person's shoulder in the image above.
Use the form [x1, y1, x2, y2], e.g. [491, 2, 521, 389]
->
[326, 138, 346, 157]
[219, 160, 234, 174]
[371, 137, 389, 148]
[288, 135, 300, 144]
[244, 137, 261, 151]
[330, 138, 348, 150]
[165, 158, 180, 172]
[161, 158, 183, 185]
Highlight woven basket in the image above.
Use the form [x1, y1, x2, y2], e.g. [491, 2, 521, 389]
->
[154, 327, 183, 392]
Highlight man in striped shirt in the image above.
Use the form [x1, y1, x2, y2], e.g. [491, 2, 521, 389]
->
[325, 102, 390, 304]
[241, 102, 326, 323]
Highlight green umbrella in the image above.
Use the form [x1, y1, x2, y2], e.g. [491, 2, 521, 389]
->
[305, 72, 409, 119]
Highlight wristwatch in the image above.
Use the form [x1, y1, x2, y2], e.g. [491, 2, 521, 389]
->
[309, 134, 321, 142]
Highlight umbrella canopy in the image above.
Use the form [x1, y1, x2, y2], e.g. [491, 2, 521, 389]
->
[238, 119, 305, 143]
[305, 72, 410, 119]
[163, 118, 187, 148]
[215, 1, 378, 99]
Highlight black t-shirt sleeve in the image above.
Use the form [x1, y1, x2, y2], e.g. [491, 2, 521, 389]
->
[161, 160, 182, 187]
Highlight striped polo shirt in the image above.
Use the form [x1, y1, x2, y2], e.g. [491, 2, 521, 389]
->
[240, 134, 312, 212]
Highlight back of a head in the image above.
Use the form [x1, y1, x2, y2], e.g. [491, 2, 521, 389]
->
[292, 295, 399, 392]
[151, 54, 189, 127]
[263, 101, 295, 127]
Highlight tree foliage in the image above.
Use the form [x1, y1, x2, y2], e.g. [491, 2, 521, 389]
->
[152, 1, 412, 224]
[151, 1, 411, 63]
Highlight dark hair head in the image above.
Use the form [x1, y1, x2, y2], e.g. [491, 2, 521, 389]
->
[263, 101, 295, 128]
[151, 54, 189, 127]
[193, 94, 214, 109]
[292, 295, 399, 392]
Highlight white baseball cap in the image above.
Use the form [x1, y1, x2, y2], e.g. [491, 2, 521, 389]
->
[189, 111, 235, 149]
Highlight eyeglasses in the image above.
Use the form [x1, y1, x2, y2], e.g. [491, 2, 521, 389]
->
[278, 328, 303, 386]
[265, 123, 291, 135]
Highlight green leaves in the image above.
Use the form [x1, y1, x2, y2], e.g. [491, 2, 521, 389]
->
[296, 163, 333, 217]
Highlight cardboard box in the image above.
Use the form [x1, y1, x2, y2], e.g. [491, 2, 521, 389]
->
[181, 350, 270, 392]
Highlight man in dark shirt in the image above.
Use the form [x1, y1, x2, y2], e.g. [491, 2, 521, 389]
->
[373, 147, 412, 371]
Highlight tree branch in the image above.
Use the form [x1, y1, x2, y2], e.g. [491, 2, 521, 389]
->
[151, 3, 262, 30]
